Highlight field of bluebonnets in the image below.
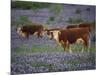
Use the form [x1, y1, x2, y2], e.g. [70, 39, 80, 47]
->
[11, 1, 96, 74]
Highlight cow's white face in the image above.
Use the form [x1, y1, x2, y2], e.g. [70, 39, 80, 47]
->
[17, 27, 21, 34]
[47, 30, 60, 41]
[52, 31, 60, 41]
[17, 27, 26, 38]
[47, 31, 53, 39]
[17, 27, 22, 36]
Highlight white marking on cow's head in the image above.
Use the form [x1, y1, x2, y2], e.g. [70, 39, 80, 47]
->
[17, 27, 26, 38]
[52, 30, 60, 41]
[47, 30, 60, 42]
[17, 27, 22, 34]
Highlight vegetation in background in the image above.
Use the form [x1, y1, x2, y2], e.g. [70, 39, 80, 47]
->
[75, 8, 82, 15]
[67, 17, 84, 24]
[15, 16, 32, 26]
[48, 16, 55, 21]
[49, 5, 62, 16]
[75, 8, 82, 18]
[72, 8, 83, 24]
[11, 1, 51, 10]
[47, 4, 63, 24]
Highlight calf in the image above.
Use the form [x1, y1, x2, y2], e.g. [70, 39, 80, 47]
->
[17, 25, 44, 38]
[46, 28, 90, 53]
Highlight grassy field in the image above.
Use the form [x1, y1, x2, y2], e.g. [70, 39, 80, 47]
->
[13, 43, 96, 56]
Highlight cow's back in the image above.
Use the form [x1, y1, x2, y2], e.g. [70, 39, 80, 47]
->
[79, 23, 92, 32]
[21, 25, 43, 34]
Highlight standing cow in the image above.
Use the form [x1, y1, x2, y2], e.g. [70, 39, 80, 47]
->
[46, 28, 90, 53]
[17, 25, 44, 38]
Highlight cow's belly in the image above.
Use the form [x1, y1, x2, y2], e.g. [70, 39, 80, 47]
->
[68, 38, 84, 44]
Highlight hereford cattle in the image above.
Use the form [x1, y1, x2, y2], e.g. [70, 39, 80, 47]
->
[46, 28, 90, 53]
[17, 25, 44, 38]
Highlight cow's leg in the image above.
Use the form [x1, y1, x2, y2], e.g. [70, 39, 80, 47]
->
[62, 42, 67, 52]
[37, 32, 40, 38]
[63, 41, 71, 53]
[68, 43, 72, 53]
[61, 41, 71, 53]
[37, 30, 44, 38]
[80, 39, 85, 53]
[86, 37, 90, 52]
[26, 33, 29, 39]
[88, 38, 91, 52]
[66, 41, 72, 53]
[81, 46, 84, 53]
[83, 37, 89, 52]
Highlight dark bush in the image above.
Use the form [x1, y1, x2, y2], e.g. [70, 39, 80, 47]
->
[11, 1, 51, 10]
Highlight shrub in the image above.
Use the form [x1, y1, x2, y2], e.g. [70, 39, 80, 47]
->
[49, 4, 62, 16]
[15, 16, 32, 26]
[75, 8, 82, 14]
[11, 1, 51, 10]
[67, 17, 84, 24]
[49, 16, 55, 21]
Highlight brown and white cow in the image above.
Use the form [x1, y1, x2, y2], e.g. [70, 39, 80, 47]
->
[17, 25, 44, 38]
[46, 27, 90, 53]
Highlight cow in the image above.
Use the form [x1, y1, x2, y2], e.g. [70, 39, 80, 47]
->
[17, 25, 44, 38]
[46, 27, 90, 53]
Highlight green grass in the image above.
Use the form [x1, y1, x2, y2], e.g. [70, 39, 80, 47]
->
[14, 45, 64, 55]
[13, 44, 96, 55]
[12, 15, 33, 26]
